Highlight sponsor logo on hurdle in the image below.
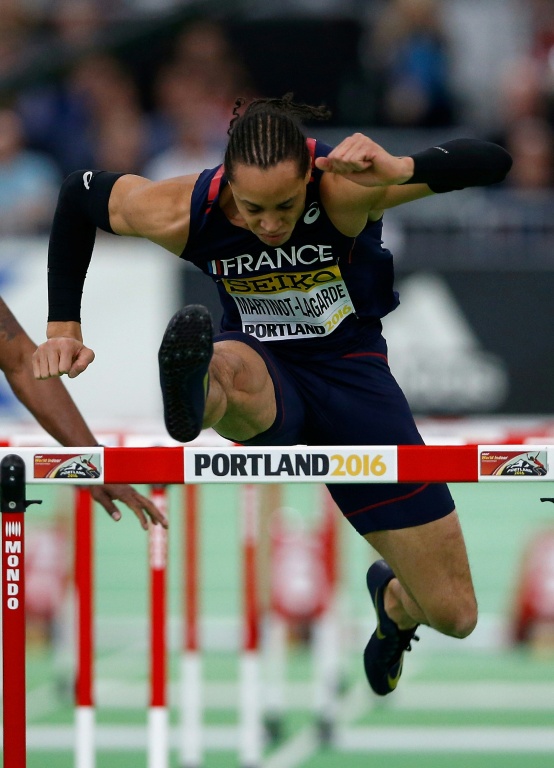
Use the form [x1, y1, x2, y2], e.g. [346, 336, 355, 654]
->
[33, 453, 103, 480]
[185, 447, 397, 483]
[480, 449, 549, 478]
[4, 524, 22, 610]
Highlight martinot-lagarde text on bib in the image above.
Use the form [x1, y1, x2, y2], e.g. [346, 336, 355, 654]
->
[222, 263, 354, 341]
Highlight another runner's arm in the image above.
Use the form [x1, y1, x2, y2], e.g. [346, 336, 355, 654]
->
[0, 298, 167, 528]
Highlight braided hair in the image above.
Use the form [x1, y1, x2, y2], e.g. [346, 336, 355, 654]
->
[224, 93, 331, 181]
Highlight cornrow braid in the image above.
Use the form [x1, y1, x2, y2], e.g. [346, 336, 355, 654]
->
[224, 93, 331, 181]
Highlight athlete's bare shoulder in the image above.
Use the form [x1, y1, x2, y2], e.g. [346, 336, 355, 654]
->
[109, 172, 201, 254]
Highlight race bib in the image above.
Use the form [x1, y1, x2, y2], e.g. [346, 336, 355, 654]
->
[222, 264, 354, 341]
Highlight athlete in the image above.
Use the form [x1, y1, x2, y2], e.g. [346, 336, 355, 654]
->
[32, 95, 512, 695]
[0, 298, 166, 529]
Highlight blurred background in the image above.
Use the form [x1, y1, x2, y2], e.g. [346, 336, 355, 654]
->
[1, 0, 554, 422]
[2, 0, 554, 766]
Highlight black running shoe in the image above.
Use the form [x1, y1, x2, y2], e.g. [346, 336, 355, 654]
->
[363, 560, 419, 696]
[158, 305, 213, 443]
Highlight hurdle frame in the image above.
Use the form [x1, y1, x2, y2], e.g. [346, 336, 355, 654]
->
[2, 442, 554, 768]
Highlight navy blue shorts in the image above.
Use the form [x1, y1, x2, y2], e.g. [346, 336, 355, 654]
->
[213, 326, 455, 536]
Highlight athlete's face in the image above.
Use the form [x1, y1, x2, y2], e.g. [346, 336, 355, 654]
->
[230, 160, 311, 247]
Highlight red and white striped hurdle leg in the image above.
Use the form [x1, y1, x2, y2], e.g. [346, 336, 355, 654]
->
[75, 488, 95, 768]
[148, 486, 169, 768]
[240, 484, 263, 768]
[180, 484, 203, 768]
[1, 453, 36, 768]
[2, 505, 26, 766]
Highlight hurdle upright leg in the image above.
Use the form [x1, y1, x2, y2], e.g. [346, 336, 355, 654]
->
[312, 490, 341, 745]
[240, 484, 263, 768]
[75, 487, 95, 768]
[180, 484, 203, 768]
[148, 485, 170, 768]
[1, 454, 29, 768]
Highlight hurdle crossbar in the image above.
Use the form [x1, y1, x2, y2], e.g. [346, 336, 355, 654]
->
[7, 444, 554, 484]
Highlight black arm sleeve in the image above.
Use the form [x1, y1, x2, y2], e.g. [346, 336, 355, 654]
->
[47, 170, 125, 322]
[402, 138, 513, 193]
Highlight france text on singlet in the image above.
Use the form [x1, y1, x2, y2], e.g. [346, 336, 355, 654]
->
[219, 251, 354, 340]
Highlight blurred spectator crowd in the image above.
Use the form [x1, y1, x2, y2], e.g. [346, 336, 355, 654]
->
[0, 0, 554, 234]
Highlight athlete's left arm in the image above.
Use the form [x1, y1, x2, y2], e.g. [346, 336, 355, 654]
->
[316, 133, 512, 220]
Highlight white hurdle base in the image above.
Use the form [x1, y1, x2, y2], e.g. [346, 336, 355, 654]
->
[180, 652, 203, 768]
[148, 706, 169, 768]
[75, 706, 95, 768]
[240, 650, 263, 768]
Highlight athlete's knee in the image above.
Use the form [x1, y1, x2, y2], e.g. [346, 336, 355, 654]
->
[207, 341, 276, 439]
[211, 341, 267, 397]
[427, 594, 478, 638]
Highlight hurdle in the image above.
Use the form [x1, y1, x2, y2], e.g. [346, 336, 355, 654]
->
[180, 481, 265, 768]
[2, 442, 554, 768]
[73, 481, 173, 768]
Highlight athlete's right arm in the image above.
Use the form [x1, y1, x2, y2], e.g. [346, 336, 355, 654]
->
[108, 174, 196, 251]
[32, 171, 198, 380]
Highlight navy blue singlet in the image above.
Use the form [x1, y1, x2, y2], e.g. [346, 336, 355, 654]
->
[179, 139, 455, 535]
[182, 140, 399, 354]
